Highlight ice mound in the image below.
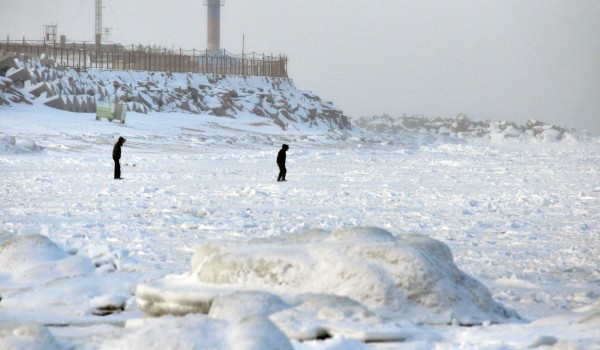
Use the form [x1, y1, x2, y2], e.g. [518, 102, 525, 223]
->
[0, 323, 62, 350]
[0, 235, 138, 323]
[0, 134, 43, 153]
[101, 314, 294, 350]
[0, 234, 94, 286]
[137, 227, 518, 341]
[532, 299, 600, 328]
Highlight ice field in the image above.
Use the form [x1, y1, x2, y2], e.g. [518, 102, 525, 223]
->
[1, 104, 600, 349]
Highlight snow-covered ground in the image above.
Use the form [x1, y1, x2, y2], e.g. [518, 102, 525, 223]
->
[1, 103, 600, 349]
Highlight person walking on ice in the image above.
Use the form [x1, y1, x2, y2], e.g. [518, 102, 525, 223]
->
[277, 144, 289, 182]
[112, 136, 126, 180]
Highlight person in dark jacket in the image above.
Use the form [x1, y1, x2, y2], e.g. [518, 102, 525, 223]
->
[112, 136, 126, 179]
[277, 144, 289, 182]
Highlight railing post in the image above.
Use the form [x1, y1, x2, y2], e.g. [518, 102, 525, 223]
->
[0, 40, 289, 77]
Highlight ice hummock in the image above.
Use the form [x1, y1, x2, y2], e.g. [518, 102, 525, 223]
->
[0, 234, 140, 325]
[136, 227, 519, 341]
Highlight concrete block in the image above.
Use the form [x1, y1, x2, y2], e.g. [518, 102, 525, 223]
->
[44, 95, 66, 110]
[66, 95, 76, 112]
[87, 97, 96, 113]
[26, 82, 50, 98]
[0, 51, 16, 72]
[0, 94, 9, 106]
[6, 66, 32, 83]
[0, 76, 12, 88]
[180, 101, 199, 114]
[73, 95, 83, 112]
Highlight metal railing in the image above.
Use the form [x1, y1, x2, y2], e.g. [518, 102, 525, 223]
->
[0, 38, 288, 78]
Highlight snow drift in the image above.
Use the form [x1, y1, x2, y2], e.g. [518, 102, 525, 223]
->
[137, 227, 519, 341]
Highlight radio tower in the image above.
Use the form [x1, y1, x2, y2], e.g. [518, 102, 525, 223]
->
[95, 0, 103, 49]
[204, 0, 224, 52]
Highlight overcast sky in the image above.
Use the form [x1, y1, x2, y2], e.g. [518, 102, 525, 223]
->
[1, 0, 599, 132]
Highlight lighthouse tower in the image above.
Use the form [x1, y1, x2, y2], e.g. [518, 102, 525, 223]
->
[204, 0, 224, 52]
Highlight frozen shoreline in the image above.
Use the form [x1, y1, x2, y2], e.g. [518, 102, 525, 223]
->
[1, 105, 600, 349]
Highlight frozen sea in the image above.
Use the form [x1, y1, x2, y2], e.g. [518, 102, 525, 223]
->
[1, 104, 600, 349]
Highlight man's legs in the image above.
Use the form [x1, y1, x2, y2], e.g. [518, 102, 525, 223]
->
[277, 164, 283, 181]
[114, 160, 121, 179]
[277, 164, 286, 181]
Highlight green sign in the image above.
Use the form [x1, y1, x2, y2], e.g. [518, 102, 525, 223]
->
[96, 103, 115, 120]
[96, 101, 126, 124]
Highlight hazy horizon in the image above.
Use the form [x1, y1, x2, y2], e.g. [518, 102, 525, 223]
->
[1, 0, 599, 133]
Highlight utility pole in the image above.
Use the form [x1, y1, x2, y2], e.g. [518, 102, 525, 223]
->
[95, 0, 102, 50]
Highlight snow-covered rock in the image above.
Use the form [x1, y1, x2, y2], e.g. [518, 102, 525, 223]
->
[3, 56, 351, 132]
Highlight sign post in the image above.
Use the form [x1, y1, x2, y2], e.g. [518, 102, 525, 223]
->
[96, 100, 126, 124]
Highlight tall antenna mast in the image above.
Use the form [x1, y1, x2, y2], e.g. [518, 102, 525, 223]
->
[204, 0, 224, 52]
[44, 24, 58, 42]
[95, 0, 102, 49]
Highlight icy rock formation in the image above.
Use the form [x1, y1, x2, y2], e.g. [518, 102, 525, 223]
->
[354, 114, 591, 144]
[137, 227, 519, 341]
[2, 56, 350, 131]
